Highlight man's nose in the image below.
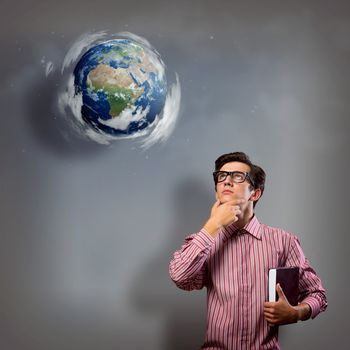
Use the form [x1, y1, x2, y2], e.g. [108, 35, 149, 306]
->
[224, 175, 234, 185]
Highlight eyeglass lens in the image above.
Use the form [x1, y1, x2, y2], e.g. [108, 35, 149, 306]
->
[217, 171, 246, 183]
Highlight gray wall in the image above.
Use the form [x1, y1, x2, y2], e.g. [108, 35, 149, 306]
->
[1, 1, 349, 349]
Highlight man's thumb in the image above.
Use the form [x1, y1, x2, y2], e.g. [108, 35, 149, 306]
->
[276, 283, 287, 301]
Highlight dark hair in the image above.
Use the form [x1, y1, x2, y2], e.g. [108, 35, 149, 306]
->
[214, 152, 266, 207]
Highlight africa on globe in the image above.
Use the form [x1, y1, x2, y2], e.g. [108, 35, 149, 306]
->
[73, 38, 167, 137]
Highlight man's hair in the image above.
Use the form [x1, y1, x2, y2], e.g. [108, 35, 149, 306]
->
[214, 152, 266, 207]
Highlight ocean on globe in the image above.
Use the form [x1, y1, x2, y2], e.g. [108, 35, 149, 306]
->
[73, 38, 167, 137]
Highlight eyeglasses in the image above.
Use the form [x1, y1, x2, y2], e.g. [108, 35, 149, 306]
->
[213, 171, 253, 185]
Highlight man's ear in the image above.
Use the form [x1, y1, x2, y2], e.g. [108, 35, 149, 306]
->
[249, 188, 262, 203]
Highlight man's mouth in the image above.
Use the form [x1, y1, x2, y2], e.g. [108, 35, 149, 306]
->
[222, 190, 233, 194]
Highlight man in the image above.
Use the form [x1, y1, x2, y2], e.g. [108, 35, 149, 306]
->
[169, 152, 327, 349]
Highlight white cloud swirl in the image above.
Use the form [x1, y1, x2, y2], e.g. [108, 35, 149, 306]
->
[57, 31, 181, 149]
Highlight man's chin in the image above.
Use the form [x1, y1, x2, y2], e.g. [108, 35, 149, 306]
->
[219, 194, 236, 203]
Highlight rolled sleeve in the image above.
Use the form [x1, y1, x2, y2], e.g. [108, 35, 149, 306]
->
[302, 296, 322, 319]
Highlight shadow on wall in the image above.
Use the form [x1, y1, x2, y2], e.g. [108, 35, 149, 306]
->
[129, 177, 213, 349]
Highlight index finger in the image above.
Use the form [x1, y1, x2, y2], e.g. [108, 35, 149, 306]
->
[212, 199, 221, 208]
[224, 198, 246, 206]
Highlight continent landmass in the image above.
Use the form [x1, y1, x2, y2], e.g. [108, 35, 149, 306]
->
[97, 43, 160, 85]
[87, 64, 144, 117]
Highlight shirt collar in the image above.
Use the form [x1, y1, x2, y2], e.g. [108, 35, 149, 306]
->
[222, 215, 262, 240]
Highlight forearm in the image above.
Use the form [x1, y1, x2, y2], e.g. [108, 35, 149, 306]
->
[203, 218, 221, 237]
[295, 302, 312, 321]
[300, 291, 328, 319]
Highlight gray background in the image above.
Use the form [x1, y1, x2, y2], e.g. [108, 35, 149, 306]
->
[1, 0, 349, 349]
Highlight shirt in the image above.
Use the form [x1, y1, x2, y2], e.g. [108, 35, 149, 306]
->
[169, 215, 327, 350]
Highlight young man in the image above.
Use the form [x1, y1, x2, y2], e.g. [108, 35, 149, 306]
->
[169, 152, 327, 350]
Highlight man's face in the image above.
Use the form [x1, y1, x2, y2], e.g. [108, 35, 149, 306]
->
[215, 161, 257, 206]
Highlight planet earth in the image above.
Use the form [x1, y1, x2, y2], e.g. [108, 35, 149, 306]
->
[73, 38, 167, 137]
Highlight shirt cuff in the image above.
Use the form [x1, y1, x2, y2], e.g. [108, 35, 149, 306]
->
[191, 229, 215, 251]
[301, 296, 321, 319]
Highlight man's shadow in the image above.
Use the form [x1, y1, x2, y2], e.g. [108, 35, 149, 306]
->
[129, 177, 213, 349]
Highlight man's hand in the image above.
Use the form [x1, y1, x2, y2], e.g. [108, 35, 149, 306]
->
[203, 199, 244, 237]
[264, 284, 301, 325]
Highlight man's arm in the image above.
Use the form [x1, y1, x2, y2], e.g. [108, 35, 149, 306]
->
[290, 236, 328, 319]
[169, 199, 243, 290]
[169, 229, 214, 291]
[264, 235, 327, 325]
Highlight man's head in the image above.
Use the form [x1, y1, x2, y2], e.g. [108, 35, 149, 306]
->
[213, 152, 266, 208]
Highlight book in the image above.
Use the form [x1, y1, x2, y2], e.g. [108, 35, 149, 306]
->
[268, 267, 299, 306]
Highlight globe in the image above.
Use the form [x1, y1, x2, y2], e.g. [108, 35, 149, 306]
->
[73, 38, 167, 137]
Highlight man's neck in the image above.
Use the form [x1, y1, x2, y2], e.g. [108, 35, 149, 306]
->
[235, 209, 254, 229]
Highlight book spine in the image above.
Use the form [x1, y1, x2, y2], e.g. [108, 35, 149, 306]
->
[268, 269, 276, 302]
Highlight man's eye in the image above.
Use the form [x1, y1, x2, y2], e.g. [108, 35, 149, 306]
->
[218, 173, 226, 180]
[233, 173, 244, 181]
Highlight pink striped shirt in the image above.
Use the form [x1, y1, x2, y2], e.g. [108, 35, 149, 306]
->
[169, 215, 327, 349]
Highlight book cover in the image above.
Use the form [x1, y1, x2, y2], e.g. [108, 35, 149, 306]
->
[268, 267, 299, 306]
